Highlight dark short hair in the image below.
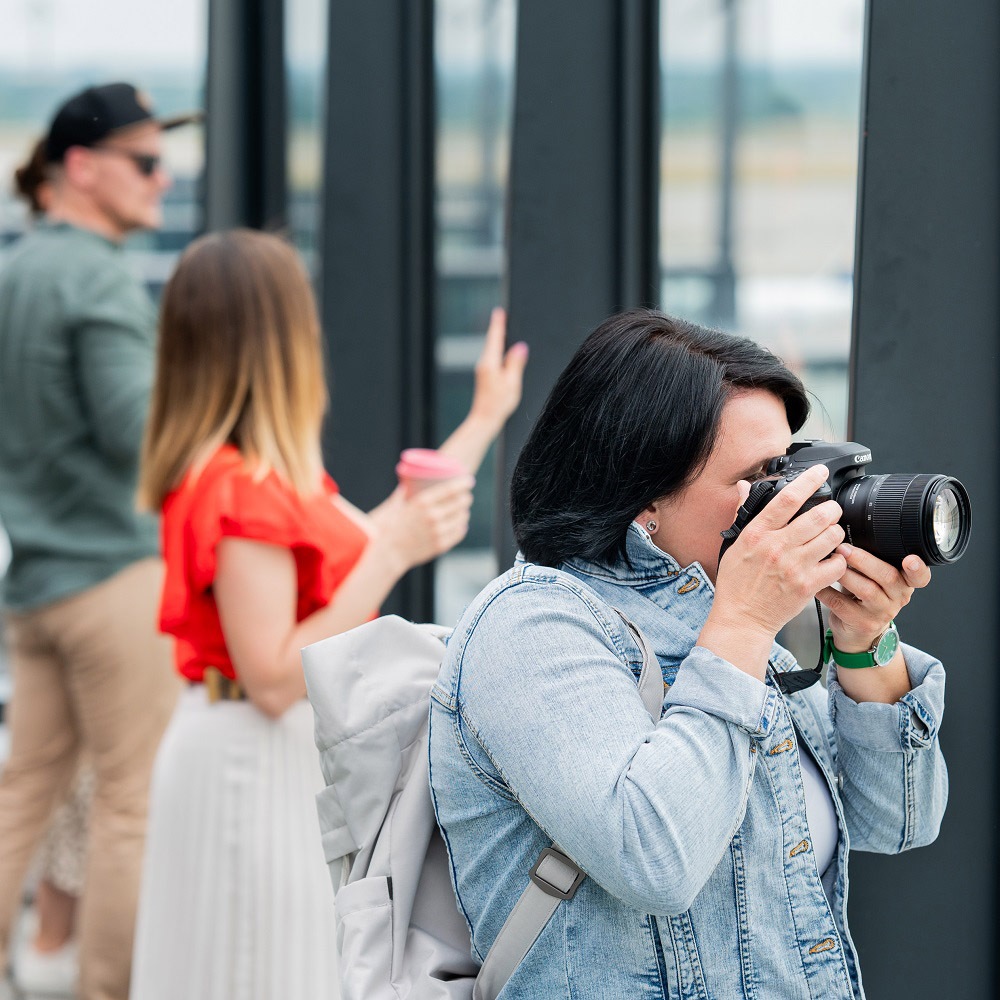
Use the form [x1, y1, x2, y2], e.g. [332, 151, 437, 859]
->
[511, 308, 809, 567]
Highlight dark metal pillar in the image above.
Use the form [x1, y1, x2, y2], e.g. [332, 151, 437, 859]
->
[320, 1, 436, 619]
[496, 0, 660, 562]
[848, 0, 1000, 996]
[713, 0, 738, 326]
[204, 0, 287, 231]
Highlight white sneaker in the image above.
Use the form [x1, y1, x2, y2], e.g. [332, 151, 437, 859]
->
[12, 936, 78, 998]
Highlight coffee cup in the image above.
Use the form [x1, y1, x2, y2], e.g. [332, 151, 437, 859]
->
[396, 448, 467, 498]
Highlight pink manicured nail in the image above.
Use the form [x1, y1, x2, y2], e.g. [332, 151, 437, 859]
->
[837, 543, 853, 556]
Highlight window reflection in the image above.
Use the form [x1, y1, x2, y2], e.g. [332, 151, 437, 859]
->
[434, 0, 517, 624]
[285, 0, 327, 267]
[660, 0, 865, 440]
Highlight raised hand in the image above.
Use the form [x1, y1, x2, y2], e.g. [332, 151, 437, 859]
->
[469, 307, 529, 431]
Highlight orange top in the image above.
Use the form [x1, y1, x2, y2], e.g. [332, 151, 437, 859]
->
[159, 445, 370, 682]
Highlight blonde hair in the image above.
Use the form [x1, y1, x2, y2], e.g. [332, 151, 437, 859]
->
[139, 229, 327, 510]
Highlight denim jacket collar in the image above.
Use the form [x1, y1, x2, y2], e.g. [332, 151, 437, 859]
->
[557, 523, 803, 675]
[564, 522, 712, 591]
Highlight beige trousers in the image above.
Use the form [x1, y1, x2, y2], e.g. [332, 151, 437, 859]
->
[0, 558, 179, 1000]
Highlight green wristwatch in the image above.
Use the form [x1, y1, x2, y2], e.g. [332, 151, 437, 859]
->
[824, 621, 899, 668]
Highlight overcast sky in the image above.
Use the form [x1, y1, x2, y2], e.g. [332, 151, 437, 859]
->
[0, 0, 207, 72]
[0, 0, 864, 74]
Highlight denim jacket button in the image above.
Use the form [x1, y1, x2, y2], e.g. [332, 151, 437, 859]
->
[808, 938, 837, 955]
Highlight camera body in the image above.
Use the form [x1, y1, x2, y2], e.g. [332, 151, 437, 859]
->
[719, 440, 971, 568]
[747, 439, 872, 521]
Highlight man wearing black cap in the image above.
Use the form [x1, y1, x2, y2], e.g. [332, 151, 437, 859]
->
[41, 81, 198, 238]
[0, 83, 199, 1000]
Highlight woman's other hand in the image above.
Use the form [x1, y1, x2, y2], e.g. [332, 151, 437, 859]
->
[469, 307, 529, 431]
[813, 546, 930, 704]
[219, 475, 470, 717]
[369, 476, 475, 572]
[818, 547, 931, 654]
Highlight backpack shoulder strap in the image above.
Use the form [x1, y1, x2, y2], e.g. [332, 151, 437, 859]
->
[473, 609, 661, 1000]
[613, 607, 665, 721]
[473, 846, 582, 1000]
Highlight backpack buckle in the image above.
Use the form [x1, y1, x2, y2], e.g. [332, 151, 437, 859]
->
[529, 847, 584, 900]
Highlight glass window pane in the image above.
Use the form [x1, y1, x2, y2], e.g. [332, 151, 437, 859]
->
[660, 0, 865, 441]
[434, 0, 517, 625]
[286, 0, 328, 267]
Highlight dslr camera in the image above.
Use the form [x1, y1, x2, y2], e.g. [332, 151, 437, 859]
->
[719, 441, 971, 568]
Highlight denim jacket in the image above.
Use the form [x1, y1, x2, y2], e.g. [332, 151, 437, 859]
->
[428, 524, 948, 999]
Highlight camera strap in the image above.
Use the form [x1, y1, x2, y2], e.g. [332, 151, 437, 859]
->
[770, 662, 822, 694]
[768, 599, 826, 695]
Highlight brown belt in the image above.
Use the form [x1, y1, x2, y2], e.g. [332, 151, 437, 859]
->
[198, 667, 246, 703]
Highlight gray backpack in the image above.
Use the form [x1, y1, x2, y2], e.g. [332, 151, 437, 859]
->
[302, 611, 662, 1000]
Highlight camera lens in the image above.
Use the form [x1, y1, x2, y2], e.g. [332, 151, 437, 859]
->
[835, 474, 971, 567]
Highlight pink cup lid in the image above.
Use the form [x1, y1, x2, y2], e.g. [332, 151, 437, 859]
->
[396, 448, 466, 481]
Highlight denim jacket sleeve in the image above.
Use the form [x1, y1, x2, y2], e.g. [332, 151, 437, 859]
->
[827, 642, 948, 853]
[453, 575, 781, 916]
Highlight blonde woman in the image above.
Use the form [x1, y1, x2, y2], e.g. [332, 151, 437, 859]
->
[129, 229, 527, 1000]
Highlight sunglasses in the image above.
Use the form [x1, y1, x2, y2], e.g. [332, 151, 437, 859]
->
[91, 146, 162, 178]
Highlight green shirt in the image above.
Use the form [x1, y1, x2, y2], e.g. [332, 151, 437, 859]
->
[0, 221, 159, 611]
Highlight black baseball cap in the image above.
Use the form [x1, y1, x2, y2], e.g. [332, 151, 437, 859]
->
[44, 82, 202, 164]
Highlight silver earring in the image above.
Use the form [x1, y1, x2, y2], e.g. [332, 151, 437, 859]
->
[645, 519, 657, 533]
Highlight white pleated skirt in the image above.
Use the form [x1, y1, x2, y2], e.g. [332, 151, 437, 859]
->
[130, 686, 340, 1000]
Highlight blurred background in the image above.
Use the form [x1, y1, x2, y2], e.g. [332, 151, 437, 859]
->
[0, 0, 864, 629]
[1, 1, 997, 997]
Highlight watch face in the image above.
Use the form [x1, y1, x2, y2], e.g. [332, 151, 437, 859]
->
[875, 628, 899, 666]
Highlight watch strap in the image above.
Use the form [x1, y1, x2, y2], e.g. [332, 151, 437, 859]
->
[823, 628, 885, 669]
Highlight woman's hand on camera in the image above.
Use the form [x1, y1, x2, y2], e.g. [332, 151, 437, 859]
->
[469, 307, 529, 431]
[714, 464, 847, 636]
[369, 477, 475, 573]
[817, 546, 931, 653]
[700, 465, 847, 679]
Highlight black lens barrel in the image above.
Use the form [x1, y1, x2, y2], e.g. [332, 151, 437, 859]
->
[836, 473, 971, 567]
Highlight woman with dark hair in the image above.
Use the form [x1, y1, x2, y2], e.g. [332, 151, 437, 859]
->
[428, 309, 947, 999]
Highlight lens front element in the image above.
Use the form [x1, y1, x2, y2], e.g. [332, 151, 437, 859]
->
[932, 488, 962, 556]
